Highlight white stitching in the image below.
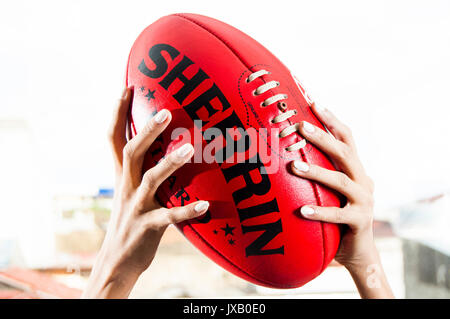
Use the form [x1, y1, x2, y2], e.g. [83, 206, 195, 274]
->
[247, 69, 306, 151]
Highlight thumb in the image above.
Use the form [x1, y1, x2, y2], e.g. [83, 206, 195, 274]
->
[165, 201, 210, 225]
[299, 205, 357, 228]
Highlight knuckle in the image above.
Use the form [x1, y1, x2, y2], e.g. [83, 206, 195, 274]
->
[107, 127, 115, 143]
[177, 208, 190, 222]
[142, 120, 156, 136]
[161, 152, 183, 171]
[155, 158, 174, 177]
[338, 172, 351, 188]
[325, 122, 336, 133]
[122, 143, 135, 160]
[165, 153, 179, 168]
[107, 125, 120, 146]
[364, 192, 375, 206]
[336, 144, 352, 160]
[171, 207, 192, 224]
[316, 129, 327, 144]
[341, 124, 352, 137]
[334, 209, 345, 223]
[342, 124, 350, 133]
[134, 200, 146, 214]
[142, 170, 155, 189]
[167, 211, 178, 225]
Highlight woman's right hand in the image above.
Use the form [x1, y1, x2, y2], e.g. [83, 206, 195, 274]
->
[291, 102, 394, 298]
[82, 87, 209, 299]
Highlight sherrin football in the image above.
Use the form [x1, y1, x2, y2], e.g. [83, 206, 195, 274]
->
[126, 13, 341, 288]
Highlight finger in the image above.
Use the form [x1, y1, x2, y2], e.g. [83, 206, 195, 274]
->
[122, 109, 171, 187]
[299, 120, 347, 162]
[299, 205, 360, 228]
[310, 102, 355, 147]
[291, 160, 365, 202]
[307, 104, 371, 189]
[299, 120, 367, 181]
[167, 201, 210, 224]
[108, 87, 132, 172]
[136, 143, 194, 209]
[149, 201, 210, 228]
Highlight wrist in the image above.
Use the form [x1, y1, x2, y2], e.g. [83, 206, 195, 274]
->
[344, 249, 380, 272]
[83, 262, 141, 299]
[339, 232, 380, 271]
[344, 249, 394, 299]
[82, 246, 142, 298]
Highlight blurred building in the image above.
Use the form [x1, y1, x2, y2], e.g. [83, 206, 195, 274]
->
[2, 187, 450, 298]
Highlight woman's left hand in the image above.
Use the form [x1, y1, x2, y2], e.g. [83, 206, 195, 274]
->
[82, 87, 209, 298]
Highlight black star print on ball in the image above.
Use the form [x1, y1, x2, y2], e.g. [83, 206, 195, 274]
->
[221, 223, 235, 236]
[145, 89, 156, 101]
[213, 230, 218, 235]
[228, 238, 235, 245]
[140, 86, 145, 92]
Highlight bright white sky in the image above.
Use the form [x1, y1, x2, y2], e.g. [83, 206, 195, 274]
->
[0, 0, 449, 266]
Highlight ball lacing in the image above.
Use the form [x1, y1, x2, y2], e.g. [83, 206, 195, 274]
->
[247, 69, 306, 151]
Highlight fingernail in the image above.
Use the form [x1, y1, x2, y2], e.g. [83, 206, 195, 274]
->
[195, 201, 209, 213]
[293, 160, 309, 172]
[176, 143, 194, 158]
[303, 121, 315, 134]
[300, 206, 315, 217]
[154, 109, 169, 124]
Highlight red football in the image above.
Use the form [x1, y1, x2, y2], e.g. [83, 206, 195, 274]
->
[126, 13, 341, 288]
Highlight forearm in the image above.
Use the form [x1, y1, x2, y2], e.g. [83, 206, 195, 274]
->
[345, 248, 394, 299]
[81, 249, 141, 299]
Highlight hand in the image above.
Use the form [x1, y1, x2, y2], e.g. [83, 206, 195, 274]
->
[291, 102, 394, 298]
[82, 87, 209, 299]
